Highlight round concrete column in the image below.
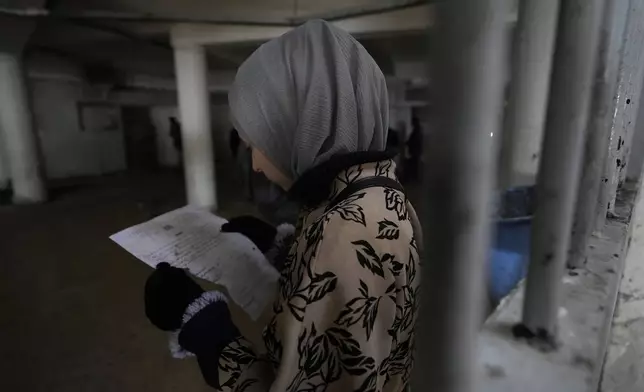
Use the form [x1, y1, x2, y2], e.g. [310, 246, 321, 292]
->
[0, 52, 46, 203]
[173, 44, 217, 210]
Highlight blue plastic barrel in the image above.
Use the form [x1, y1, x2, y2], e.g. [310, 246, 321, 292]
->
[488, 186, 534, 304]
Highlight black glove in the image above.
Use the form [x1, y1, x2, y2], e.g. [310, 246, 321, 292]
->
[221, 215, 277, 253]
[178, 298, 241, 389]
[146, 264, 240, 390]
[144, 262, 204, 331]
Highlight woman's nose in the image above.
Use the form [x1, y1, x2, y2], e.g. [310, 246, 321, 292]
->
[251, 159, 262, 173]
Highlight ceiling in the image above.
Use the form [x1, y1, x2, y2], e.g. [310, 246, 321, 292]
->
[49, 0, 408, 23]
[1, 0, 430, 79]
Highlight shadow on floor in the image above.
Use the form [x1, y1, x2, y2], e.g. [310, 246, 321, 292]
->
[0, 170, 253, 392]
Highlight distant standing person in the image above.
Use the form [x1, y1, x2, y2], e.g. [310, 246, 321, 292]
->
[406, 116, 423, 181]
[229, 128, 253, 200]
[394, 121, 408, 179]
[169, 117, 182, 154]
[386, 127, 399, 153]
[229, 127, 241, 158]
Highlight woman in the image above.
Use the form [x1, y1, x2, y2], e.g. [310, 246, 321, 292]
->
[144, 20, 421, 392]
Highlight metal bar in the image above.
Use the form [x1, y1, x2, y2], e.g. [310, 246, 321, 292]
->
[597, 0, 644, 225]
[415, 0, 509, 391]
[568, 0, 630, 268]
[499, 0, 560, 189]
[522, 0, 605, 336]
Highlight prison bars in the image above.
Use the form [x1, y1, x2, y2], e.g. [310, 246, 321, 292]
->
[416, 0, 509, 391]
[415, 0, 612, 390]
[521, 0, 605, 335]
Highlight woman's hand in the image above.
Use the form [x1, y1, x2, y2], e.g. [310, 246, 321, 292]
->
[145, 263, 240, 389]
[177, 293, 240, 389]
[221, 215, 277, 253]
[144, 262, 204, 331]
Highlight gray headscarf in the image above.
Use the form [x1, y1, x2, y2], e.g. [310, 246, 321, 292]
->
[228, 19, 389, 181]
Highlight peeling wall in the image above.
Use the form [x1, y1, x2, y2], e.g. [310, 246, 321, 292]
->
[28, 79, 183, 179]
[31, 79, 127, 179]
[626, 82, 644, 180]
[29, 79, 237, 181]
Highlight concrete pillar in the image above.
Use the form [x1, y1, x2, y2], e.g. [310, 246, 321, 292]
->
[522, 0, 605, 337]
[173, 44, 217, 210]
[569, 0, 629, 268]
[499, 0, 560, 189]
[0, 52, 46, 203]
[598, 0, 644, 223]
[626, 83, 644, 180]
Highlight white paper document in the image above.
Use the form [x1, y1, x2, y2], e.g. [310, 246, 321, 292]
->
[110, 206, 280, 320]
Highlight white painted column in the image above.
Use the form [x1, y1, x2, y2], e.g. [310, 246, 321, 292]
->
[499, 0, 560, 189]
[0, 53, 46, 203]
[173, 44, 217, 210]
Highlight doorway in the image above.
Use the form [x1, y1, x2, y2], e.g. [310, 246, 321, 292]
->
[121, 106, 157, 171]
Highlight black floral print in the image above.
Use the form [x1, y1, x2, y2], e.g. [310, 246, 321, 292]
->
[376, 219, 400, 240]
[263, 319, 282, 368]
[375, 159, 392, 177]
[279, 252, 339, 322]
[218, 337, 259, 390]
[335, 280, 382, 340]
[351, 240, 389, 277]
[328, 164, 363, 201]
[326, 192, 367, 226]
[340, 164, 364, 185]
[286, 324, 377, 391]
[214, 160, 420, 392]
[384, 187, 407, 221]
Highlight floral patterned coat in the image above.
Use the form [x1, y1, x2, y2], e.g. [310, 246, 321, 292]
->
[218, 159, 420, 392]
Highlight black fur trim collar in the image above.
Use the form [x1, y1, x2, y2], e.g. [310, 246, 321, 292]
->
[288, 150, 396, 208]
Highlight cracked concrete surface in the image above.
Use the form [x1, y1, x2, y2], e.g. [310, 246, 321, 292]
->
[602, 181, 644, 392]
[477, 184, 637, 392]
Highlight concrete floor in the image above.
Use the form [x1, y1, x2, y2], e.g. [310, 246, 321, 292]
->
[0, 170, 259, 392]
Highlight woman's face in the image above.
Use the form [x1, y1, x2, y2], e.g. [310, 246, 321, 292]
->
[233, 120, 294, 190]
[251, 147, 293, 191]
